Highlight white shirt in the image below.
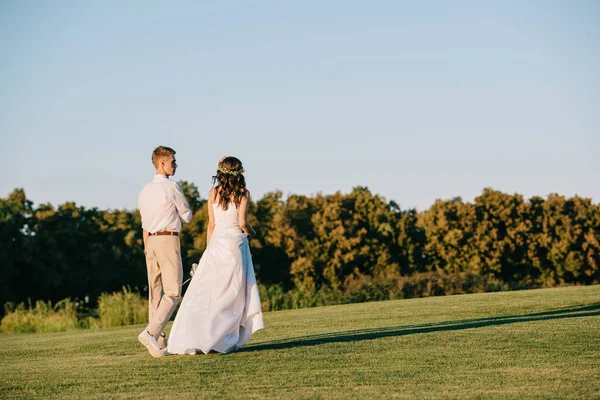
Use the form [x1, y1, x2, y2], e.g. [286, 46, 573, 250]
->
[137, 175, 193, 233]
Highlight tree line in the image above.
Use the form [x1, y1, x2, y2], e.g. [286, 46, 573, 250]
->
[1, 185, 599, 313]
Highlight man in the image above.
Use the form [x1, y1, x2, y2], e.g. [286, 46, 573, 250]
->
[137, 146, 193, 357]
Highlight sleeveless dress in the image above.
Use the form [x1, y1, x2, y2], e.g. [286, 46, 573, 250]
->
[167, 202, 264, 354]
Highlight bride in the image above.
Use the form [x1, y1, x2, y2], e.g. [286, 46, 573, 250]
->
[167, 156, 264, 354]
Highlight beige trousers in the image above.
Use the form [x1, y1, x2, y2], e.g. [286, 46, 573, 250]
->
[144, 236, 183, 338]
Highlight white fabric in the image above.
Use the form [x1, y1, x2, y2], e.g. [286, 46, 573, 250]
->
[167, 203, 264, 355]
[138, 175, 192, 233]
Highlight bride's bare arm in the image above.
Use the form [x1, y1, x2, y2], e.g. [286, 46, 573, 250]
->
[206, 188, 216, 245]
[238, 191, 256, 238]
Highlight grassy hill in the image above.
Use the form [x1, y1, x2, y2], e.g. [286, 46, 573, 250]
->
[1, 285, 599, 399]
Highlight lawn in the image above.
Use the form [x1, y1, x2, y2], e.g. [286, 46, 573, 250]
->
[1, 285, 599, 399]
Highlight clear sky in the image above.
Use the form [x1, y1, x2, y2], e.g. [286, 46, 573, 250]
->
[1, 0, 598, 211]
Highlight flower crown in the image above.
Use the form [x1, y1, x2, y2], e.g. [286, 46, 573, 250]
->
[218, 164, 245, 176]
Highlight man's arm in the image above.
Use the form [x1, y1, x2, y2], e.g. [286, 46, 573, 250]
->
[138, 191, 150, 254]
[172, 182, 193, 223]
[143, 229, 149, 254]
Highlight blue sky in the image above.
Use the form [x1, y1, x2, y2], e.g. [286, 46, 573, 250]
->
[1, 1, 598, 211]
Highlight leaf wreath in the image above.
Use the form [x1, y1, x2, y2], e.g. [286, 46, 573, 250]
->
[218, 165, 245, 176]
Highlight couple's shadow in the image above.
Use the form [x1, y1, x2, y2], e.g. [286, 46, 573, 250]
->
[238, 302, 600, 353]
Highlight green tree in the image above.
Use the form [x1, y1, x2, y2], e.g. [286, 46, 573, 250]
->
[417, 197, 477, 275]
[0, 189, 34, 310]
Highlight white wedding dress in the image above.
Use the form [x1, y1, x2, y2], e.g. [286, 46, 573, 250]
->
[167, 202, 264, 354]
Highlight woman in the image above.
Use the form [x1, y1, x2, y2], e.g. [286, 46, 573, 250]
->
[167, 157, 264, 354]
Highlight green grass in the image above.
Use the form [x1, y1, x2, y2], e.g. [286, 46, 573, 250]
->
[1, 285, 599, 399]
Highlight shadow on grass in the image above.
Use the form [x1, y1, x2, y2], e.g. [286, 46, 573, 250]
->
[239, 302, 600, 353]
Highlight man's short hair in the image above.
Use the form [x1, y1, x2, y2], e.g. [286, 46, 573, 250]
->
[152, 146, 176, 168]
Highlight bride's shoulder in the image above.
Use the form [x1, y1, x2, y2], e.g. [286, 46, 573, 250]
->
[241, 188, 251, 201]
[208, 188, 218, 203]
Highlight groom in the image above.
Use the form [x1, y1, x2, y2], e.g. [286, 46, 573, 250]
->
[137, 145, 193, 357]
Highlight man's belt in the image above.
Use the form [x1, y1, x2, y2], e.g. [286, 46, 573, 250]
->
[149, 231, 179, 236]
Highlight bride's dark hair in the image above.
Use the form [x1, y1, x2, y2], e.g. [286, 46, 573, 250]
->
[212, 156, 247, 210]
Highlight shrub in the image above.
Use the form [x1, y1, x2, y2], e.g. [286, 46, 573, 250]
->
[258, 271, 519, 312]
[97, 286, 148, 328]
[344, 271, 512, 303]
[0, 299, 80, 333]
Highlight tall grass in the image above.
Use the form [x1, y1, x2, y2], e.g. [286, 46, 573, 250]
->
[259, 271, 517, 311]
[0, 271, 551, 333]
[0, 287, 148, 333]
[0, 299, 84, 333]
[97, 286, 148, 328]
